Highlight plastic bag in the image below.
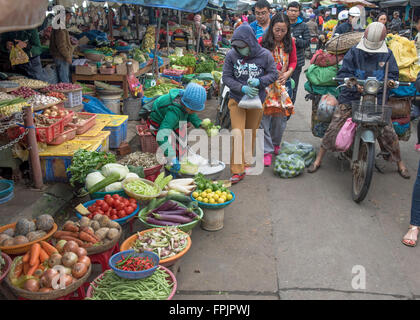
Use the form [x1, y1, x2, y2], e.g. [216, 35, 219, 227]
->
[238, 95, 262, 109]
[273, 153, 305, 178]
[82, 95, 116, 114]
[264, 80, 294, 117]
[310, 49, 344, 67]
[317, 94, 338, 122]
[9, 45, 29, 66]
[335, 118, 357, 152]
[305, 64, 339, 87]
[280, 141, 316, 167]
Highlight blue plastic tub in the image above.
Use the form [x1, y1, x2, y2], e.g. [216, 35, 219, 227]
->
[0, 180, 14, 198]
[0, 191, 14, 204]
[190, 191, 236, 210]
[103, 118, 128, 149]
[109, 249, 159, 279]
[76, 198, 140, 225]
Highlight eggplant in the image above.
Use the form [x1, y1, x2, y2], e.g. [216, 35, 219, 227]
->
[146, 217, 180, 226]
[153, 200, 179, 212]
[152, 214, 193, 224]
[185, 210, 200, 220]
[155, 208, 188, 216]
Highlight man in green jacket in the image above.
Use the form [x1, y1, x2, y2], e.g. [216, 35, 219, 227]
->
[149, 83, 207, 176]
[1, 28, 48, 81]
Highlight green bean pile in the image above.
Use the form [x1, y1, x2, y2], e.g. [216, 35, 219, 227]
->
[86, 269, 174, 300]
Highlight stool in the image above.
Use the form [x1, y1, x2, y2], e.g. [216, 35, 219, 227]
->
[89, 242, 120, 272]
[18, 285, 86, 300]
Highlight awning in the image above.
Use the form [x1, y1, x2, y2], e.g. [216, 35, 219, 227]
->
[89, 0, 208, 12]
[209, 0, 237, 10]
[0, 0, 49, 33]
[379, 0, 409, 8]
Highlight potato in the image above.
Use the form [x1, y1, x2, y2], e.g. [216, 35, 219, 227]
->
[89, 220, 100, 231]
[107, 228, 120, 241]
[2, 228, 14, 237]
[93, 214, 102, 222]
[2, 239, 15, 247]
[13, 235, 29, 245]
[95, 228, 110, 241]
[0, 234, 12, 245]
[98, 215, 111, 228]
[107, 221, 120, 229]
[79, 217, 91, 228]
[26, 231, 47, 242]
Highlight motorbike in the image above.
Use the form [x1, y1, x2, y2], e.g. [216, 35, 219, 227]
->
[305, 35, 319, 59]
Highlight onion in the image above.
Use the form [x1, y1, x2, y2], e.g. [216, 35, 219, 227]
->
[24, 279, 40, 292]
[78, 256, 91, 268]
[48, 253, 62, 268]
[39, 287, 52, 293]
[72, 262, 88, 279]
[50, 111, 58, 117]
[75, 247, 87, 258]
[43, 268, 58, 288]
[51, 106, 58, 111]
[56, 240, 67, 253]
[62, 252, 78, 268]
[59, 274, 73, 287]
[63, 240, 79, 254]
[58, 111, 66, 118]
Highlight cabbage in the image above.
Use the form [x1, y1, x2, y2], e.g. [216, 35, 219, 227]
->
[105, 182, 123, 192]
[125, 172, 140, 179]
[85, 171, 105, 190]
[101, 163, 129, 180]
[201, 118, 212, 128]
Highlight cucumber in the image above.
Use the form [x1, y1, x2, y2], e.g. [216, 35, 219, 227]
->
[166, 190, 192, 204]
[88, 172, 120, 194]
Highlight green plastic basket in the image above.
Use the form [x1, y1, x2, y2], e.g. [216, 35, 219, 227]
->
[138, 206, 203, 233]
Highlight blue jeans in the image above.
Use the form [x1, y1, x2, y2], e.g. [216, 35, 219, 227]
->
[411, 160, 420, 226]
[54, 58, 70, 83]
[14, 56, 49, 82]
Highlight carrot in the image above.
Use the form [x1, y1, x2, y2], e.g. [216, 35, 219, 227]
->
[39, 248, 49, 263]
[53, 231, 80, 239]
[29, 243, 41, 267]
[63, 222, 79, 233]
[23, 262, 30, 275]
[81, 242, 93, 248]
[22, 251, 30, 263]
[13, 260, 23, 278]
[40, 240, 58, 255]
[59, 236, 84, 246]
[27, 259, 40, 276]
[80, 227, 99, 241]
[79, 231, 98, 243]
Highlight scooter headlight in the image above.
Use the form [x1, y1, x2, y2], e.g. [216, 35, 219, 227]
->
[364, 79, 380, 94]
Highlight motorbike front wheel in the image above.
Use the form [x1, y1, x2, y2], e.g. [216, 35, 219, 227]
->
[352, 141, 375, 203]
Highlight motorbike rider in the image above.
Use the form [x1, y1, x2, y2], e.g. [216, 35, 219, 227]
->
[307, 14, 319, 37]
[334, 6, 363, 35]
[307, 22, 410, 179]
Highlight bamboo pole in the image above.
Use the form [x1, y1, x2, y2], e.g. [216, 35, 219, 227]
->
[24, 107, 43, 189]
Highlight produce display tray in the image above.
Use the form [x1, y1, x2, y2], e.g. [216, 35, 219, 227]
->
[67, 112, 97, 135]
[47, 126, 77, 146]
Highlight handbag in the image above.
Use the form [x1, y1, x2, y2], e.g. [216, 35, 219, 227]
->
[335, 118, 357, 152]
[9, 45, 29, 66]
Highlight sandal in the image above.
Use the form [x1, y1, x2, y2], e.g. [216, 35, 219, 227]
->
[230, 173, 245, 185]
[398, 167, 411, 179]
[307, 163, 321, 174]
[402, 226, 419, 247]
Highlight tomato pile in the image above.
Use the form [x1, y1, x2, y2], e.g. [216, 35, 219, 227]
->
[87, 194, 138, 220]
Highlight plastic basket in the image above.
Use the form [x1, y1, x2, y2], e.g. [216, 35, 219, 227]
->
[0, 180, 14, 198]
[76, 198, 140, 226]
[136, 124, 159, 154]
[109, 250, 159, 279]
[351, 102, 392, 126]
[68, 112, 97, 135]
[103, 117, 127, 149]
[64, 89, 83, 108]
[190, 191, 236, 210]
[144, 164, 163, 182]
[46, 107, 74, 127]
[47, 126, 77, 145]
[90, 189, 127, 200]
[36, 118, 65, 143]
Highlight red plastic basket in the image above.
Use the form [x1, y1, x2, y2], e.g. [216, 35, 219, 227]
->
[144, 164, 163, 182]
[47, 126, 77, 145]
[67, 112, 97, 135]
[46, 107, 74, 127]
[136, 124, 159, 154]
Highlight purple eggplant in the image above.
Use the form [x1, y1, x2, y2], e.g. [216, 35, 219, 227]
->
[153, 200, 178, 213]
[146, 217, 180, 226]
[155, 208, 189, 216]
[185, 210, 200, 220]
[152, 213, 193, 224]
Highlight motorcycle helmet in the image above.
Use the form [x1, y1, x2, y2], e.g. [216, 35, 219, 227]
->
[338, 10, 349, 21]
[349, 6, 361, 17]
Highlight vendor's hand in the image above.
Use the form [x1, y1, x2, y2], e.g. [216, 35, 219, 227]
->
[388, 80, 396, 88]
[242, 85, 259, 98]
[357, 84, 364, 93]
[15, 40, 27, 49]
[6, 42, 13, 51]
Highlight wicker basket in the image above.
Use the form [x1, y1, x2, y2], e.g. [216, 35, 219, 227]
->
[85, 225, 122, 255]
[326, 32, 364, 55]
[5, 259, 92, 300]
[122, 177, 162, 201]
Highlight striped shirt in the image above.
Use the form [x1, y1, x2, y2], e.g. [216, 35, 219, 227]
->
[250, 21, 268, 40]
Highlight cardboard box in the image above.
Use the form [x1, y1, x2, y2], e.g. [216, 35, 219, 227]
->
[116, 59, 140, 75]
[75, 64, 97, 75]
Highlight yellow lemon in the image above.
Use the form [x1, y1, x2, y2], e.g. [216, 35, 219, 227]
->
[222, 191, 227, 196]
[215, 190, 221, 195]
[227, 194, 233, 201]
[220, 196, 227, 202]
[209, 192, 215, 198]
[213, 194, 219, 200]
[218, 198, 225, 204]
[192, 192, 199, 199]
[203, 198, 209, 203]
[201, 192, 207, 198]
[206, 188, 212, 194]
[209, 198, 216, 204]
[197, 197, 203, 202]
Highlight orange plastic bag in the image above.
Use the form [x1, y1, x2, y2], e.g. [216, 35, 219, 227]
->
[9, 45, 29, 66]
[263, 80, 294, 117]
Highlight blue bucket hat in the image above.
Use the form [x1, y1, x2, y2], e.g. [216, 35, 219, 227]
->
[180, 83, 207, 112]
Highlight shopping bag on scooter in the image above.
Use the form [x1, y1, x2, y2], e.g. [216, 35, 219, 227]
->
[335, 118, 357, 152]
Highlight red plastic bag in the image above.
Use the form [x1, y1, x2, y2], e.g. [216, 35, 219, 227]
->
[335, 118, 357, 152]
[310, 50, 344, 67]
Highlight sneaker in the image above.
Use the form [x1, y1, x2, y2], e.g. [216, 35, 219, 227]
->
[274, 145, 281, 155]
[415, 144, 420, 152]
[264, 153, 273, 167]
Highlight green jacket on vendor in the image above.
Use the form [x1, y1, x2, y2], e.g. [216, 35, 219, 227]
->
[150, 89, 203, 158]
[1, 29, 43, 58]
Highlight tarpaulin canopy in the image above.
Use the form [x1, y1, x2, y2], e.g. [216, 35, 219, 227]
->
[379, 0, 409, 8]
[411, 0, 420, 6]
[209, 0, 238, 10]
[89, 0, 208, 12]
[0, 0, 49, 33]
